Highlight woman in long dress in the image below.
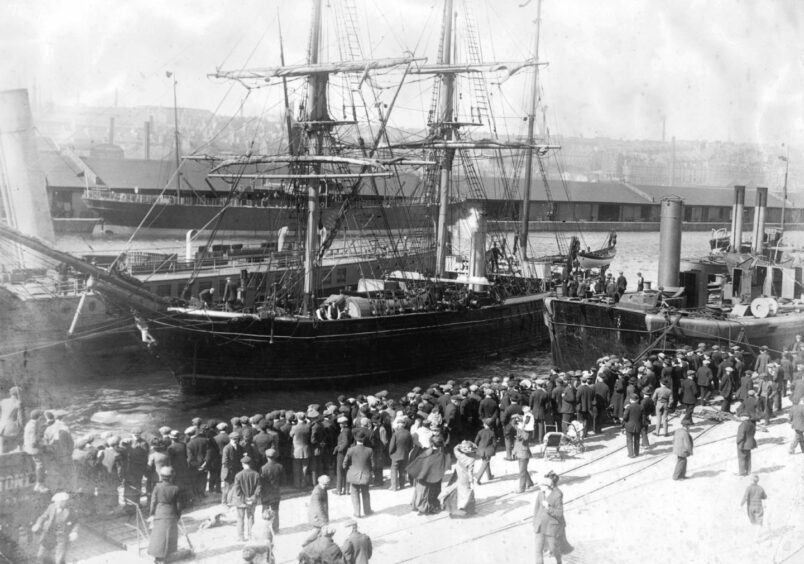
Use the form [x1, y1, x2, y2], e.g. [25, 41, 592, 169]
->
[439, 441, 477, 518]
[533, 471, 572, 564]
[407, 435, 450, 515]
[148, 466, 182, 563]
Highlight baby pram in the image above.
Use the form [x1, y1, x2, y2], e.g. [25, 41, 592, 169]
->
[562, 420, 585, 455]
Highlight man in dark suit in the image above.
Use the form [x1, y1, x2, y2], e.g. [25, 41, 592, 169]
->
[622, 394, 643, 458]
[260, 448, 283, 534]
[252, 420, 279, 469]
[186, 426, 211, 500]
[232, 455, 261, 542]
[167, 429, 191, 504]
[501, 398, 524, 460]
[680, 371, 699, 425]
[559, 378, 577, 433]
[720, 366, 735, 413]
[736, 414, 757, 476]
[290, 413, 312, 490]
[529, 380, 549, 444]
[344, 429, 373, 518]
[220, 431, 244, 506]
[592, 376, 610, 434]
[334, 416, 353, 496]
[576, 375, 595, 438]
[388, 419, 413, 491]
[341, 519, 373, 564]
[474, 418, 497, 484]
[478, 388, 500, 440]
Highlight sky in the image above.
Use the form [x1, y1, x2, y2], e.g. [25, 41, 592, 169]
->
[1, 0, 803, 150]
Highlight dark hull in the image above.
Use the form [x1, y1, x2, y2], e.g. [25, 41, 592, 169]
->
[85, 197, 435, 233]
[146, 294, 550, 391]
[544, 297, 804, 369]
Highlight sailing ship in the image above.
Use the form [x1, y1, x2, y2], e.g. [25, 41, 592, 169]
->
[544, 191, 804, 369]
[1, 0, 588, 390]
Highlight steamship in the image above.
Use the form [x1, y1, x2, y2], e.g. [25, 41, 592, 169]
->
[544, 188, 804, 369]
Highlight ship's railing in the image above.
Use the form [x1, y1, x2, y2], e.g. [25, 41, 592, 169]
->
[127, 251, 305, 276]
[1, 269, 88, 298]
[126, 239, 436, 277]
[83, 189, 428, 209]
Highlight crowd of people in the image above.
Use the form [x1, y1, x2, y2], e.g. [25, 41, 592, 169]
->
[1, 333, 803, 563]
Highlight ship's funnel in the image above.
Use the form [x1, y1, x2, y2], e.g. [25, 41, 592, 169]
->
[0, 89, 55, 244]
[467, 207, 487, 291]
[729, 185, 745, 252]
[751, 187, 768, 254]
[657, 196, 683, 289]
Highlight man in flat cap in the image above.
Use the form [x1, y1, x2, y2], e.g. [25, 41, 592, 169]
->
[167, 429, 191, 505]
[344, 429, 373, 518]
[720, 366, 735, 413]
[304, 475, 331, 547]
[33, 491, 77, 564]
[221, 432, 245, 506]
[736, 413, 757, 476]
[672, 420, 694, 480]
[334, 416, 353, 496]
[388, 417, 413, 491]
[341, 518, 373, 564]
[622, 394, 643, 458]
[260, 448, 283, 534]
[123, 427, 149, 511]
[696, 359, 714, 404]
[233, 455, 261, 542]
[290, 413, 312, 490]
[680, 371, 699, 426]
[299, 525, 343, 564]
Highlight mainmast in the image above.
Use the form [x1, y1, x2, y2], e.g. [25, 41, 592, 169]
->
[171, 72, 181, 199]
[520, 0, 542, 261]
[435, 0, 456, 277]
[302, 0, 329, 314]
[780, 149, 789, 232]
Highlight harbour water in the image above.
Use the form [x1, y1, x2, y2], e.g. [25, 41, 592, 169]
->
[20, 229, 804, 438]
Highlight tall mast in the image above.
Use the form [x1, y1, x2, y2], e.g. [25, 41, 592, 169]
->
[780, 149, 789, 232]
[520, 0, 542, 261]
[278, 15, 295, 156]
[435, 0, 456, 277]
[171, 72, 181, 199]
[302, 0, 329, 314]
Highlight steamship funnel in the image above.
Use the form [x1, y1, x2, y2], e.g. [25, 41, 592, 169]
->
[658, 196, 683, 289]
[751, 187, 767, 254]
[729, 185, 745, 252]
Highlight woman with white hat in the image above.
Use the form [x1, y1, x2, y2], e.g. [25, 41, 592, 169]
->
[148, 466, 182, 563]
[533, 471, 571, 564]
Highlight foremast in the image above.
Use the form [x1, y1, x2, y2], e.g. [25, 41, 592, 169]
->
[520, 0, 543, 261]
[302, 0, 327, 315]
[435, 0, 456, 277]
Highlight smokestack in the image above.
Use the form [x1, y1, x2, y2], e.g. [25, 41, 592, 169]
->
[730, 185, 745, 253]
[468, 208, 487, 292]
[657, 196, 683, 289]
[109, 116, 115, 145]
[0, 89, 56, 244]
[144, 121, 151, 160]
[751, 187, 768, 254]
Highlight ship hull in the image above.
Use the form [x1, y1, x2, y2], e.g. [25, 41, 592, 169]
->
[146, 294, 550, 391]
[84, 196, 436, 234]
[0, 288, 157, 394]
[544, 296, 804, 369]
